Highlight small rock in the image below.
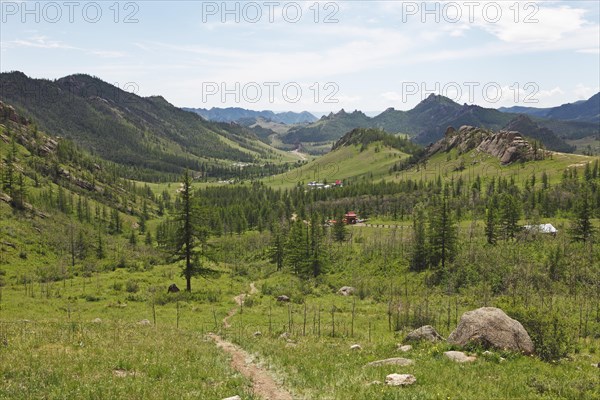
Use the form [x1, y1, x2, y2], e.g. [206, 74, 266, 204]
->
[222, 396, 242, 400]
[279, 332, 290, 340]
[397, 344, 412, 352]
[368, 380, 382, 386]
[285, 342, 297, 348]
[592, 363, 600, 368]
[113, 369, 139, 378]
[404, 325, 444, 343]
[385, 373, 416, 386]
[138, 319, 151, 326]
[91, 318, 102, 324]
[367, 358, 414, 367]
[167, 283, 180, 293]
[113, 369, 128, 378]
[277, 295, 290, 302]
[444, 351, 477, 363]
[338, 286, 356, 296]
[350, 344, 362, 350]
[253, 331, 262, 337]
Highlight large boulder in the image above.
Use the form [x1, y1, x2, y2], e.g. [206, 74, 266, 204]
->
[447, 307, 534, 355]
[404, 325, 444, 343]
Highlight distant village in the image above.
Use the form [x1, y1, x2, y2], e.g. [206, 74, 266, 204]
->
[307, 180, 343, 189]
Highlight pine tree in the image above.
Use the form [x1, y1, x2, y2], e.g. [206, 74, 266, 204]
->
[428, 194, 458, 270]
[139, 199, 149, 233]
[129, 229, 137, 246]
[410, 203, 428, 271]
[268, 224, 285, 271]
[2, 139, 16, 196]
[485, 198, 499, 245]
[332, 215, 347, 242]
[286, 219, 307, 275]
[96, 228, 105, 259]
[175, 170, 198, 292]
[309, 212, 326, 277]
[570, 190, 595, 242]
[499, 193, 522, 240]
[108, 209, 122, 234]
[12, 173, 26, 209]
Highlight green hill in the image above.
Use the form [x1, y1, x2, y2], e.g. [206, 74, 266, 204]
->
[0, 72, 294, 180]
[269, 126, 598, 190]
[266, 128, 416, 188]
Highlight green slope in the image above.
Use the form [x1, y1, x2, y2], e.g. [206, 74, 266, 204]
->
[0, 72, 293, 179]
[267, 127, 598, 190]
[265, 143, 409, 189]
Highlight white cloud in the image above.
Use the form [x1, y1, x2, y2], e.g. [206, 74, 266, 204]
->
[381, 91, 402, 102]
[2, 35, 129, 59]
[577, 48, 600, 55]
[2, 35, 74, 50]
[573, 84, 600, 100]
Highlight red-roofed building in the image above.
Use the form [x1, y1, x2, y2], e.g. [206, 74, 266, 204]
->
[344, 212, 357, 224]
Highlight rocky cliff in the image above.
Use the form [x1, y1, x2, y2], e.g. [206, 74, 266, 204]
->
[426, 125, 548, 165]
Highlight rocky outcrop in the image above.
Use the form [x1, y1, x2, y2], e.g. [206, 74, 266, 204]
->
[447, 307, 534, 355]
[476, 129, 532, 164]
[427, 125, 549, 165]
[0, 101, 29, 126]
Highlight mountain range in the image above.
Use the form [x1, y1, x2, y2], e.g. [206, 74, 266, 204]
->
[0, 72, 291, 179]
[184, 107, 317, 125]
[279, 94, 599, 153]
[1, 71, 597, 177]
[499, 93, 600, 124]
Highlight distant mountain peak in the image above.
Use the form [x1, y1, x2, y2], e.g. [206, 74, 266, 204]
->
[184, 107, 317, 125]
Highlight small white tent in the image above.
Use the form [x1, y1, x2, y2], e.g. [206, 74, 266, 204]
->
[523, 223, 558, 234]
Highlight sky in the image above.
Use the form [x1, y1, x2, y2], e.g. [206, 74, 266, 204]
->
[1, 0, 599, 114]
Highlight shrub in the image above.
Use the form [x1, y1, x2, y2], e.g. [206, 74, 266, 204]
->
[125, 293, 144, 302]
[243, 296, 255, 308]
[505, 305, 573, 362]
[125, 279, 139, 293]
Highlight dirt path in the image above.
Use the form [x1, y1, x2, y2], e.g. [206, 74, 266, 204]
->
[209, 334, 293, 400]
[289, 149, 307, 161]
[210, 282, 294, 400]
[222, 283, 257, 328]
